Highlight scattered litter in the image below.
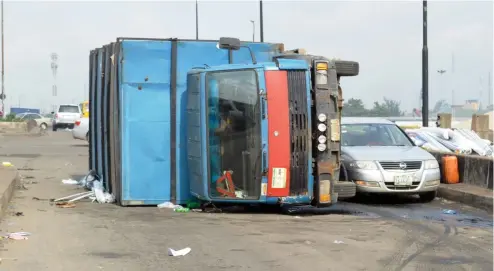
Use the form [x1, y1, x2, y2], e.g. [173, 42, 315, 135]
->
[168, 247, 191, 257]
[294, 216, 302, 219]
[174, 206, 190, 213]
[6, 232, 31, 240]
[56, 202, 76, 208]
[442, 209, 457, 215]
[2, 161, 13, 167]
[304, 240, 312, 245]
[333, 240, 344, 244]
[54, 191, 94, 203]
[62, 179, 79, 185]
[92, 180, 115, 203]
[158, 202, 178, 209]
[23, 175, 34, 179]
[471, 236, 478, 239]
[32, 197, 52, 201]
[14, 212, 23, 216]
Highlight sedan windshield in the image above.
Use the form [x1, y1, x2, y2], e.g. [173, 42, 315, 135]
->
[341, 123, 413, 147]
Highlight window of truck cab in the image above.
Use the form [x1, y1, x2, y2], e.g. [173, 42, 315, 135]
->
[205, 69, 262, 200]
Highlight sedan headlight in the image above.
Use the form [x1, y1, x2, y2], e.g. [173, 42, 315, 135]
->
[424, 159, 439, 169]
[349, 161, 378, 170]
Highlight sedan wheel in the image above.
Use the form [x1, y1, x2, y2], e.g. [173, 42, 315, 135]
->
[40, 123, 47, 130]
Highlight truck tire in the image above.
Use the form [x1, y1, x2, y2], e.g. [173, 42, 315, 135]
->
[334, 181, 356, 199]
[335, 60, 359, 77]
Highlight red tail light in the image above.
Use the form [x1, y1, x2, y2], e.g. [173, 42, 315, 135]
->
[55, 114, 59, 119]
[75, 120, 81, 126]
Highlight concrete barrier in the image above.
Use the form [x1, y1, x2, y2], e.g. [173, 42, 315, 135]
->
[0, 166, 20, 220]
[0, 122, 27, 134]
[428, 150, 493, 190]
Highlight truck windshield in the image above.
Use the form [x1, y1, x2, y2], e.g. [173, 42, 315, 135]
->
[206, 69, 261, 199]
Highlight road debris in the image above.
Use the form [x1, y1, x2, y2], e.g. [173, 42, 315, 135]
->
[32, 197, 53, 201]
[56, 202, 76, 208]
[62, 179, 79, 185]
[158, 202, 178, 209]
[168, 247, 191, 257]
[14, 212, 23, 216]
[2, 161, 13, 167]
[333, 240, 344, 244]
[6, 232, 31, 240]
[443, 209, 458, 215]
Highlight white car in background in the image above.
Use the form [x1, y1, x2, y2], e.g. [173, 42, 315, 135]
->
[16, 113, 52, 129]
[52, 104, 81, 131]
[72, 118, 89, 142]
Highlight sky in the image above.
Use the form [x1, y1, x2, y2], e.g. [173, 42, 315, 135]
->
[1, 0, 493, 113]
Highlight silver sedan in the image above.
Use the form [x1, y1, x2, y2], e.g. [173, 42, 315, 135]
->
[340, 117, 440, 202]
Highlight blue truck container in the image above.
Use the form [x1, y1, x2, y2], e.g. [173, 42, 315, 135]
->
[89, 38, 284, 206]
[10, 107, 40, 115]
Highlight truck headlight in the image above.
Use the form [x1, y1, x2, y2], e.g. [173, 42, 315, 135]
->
[317, 113, 327, 122]
[318, 123, 327, 132]
[315, 62, 329, 85]
[349, 161, 378, 170]
[318, 135, 327, 144]
[319, 179, 331, 203]
[425, 159, 439, 169]
[317, 144, 327, 152]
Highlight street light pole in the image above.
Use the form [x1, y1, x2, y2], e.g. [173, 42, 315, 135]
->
[250, 20, 255, 42]
[259, 0, 264, 42]
[1, 0, 4, 115]
[421, 0, 429, 127]
[195, 0, 199, 40]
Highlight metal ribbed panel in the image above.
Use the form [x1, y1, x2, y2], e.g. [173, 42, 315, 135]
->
[287, 70, 309, 195]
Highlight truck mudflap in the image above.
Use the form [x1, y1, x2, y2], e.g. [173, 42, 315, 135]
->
[334, 181, 356, 199]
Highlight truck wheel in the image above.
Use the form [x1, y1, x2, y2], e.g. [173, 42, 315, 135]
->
[335, 60, 359, 77]
[334, 181, 356, 200]
[419, 191, 437, 203]
[52, 125, 57, 131]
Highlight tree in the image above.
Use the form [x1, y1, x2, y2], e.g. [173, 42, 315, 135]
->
[368, 98, 403, 117]
[342, 98, 368, 116]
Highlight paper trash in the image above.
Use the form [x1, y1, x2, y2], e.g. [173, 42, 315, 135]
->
[168, 247, 191, 257]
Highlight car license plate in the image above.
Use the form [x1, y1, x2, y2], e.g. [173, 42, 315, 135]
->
[394, 175, 413, 186]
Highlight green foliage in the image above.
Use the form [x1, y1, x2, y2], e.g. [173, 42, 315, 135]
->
[0, 113, 22, 122]
[342, 97, 404, 117]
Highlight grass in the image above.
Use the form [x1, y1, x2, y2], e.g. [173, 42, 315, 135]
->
[0, 113, 22, 122]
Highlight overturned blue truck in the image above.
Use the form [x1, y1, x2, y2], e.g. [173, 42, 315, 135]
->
[88, 37, 360, 208]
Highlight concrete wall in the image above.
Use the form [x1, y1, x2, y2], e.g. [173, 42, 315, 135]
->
[0, 122, 27, 133]
[428, 151, 493, 190]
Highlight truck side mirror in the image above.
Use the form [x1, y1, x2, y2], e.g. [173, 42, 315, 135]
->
[218, 37, 241, 51]
[51, 111, 55, 114]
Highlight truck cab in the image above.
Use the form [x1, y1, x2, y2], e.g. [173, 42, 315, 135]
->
[186, 38, 359, 207]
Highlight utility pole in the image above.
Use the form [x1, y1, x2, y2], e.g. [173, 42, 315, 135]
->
[437, 69, 447, 114]
[195, 0, 199, 40]
[250, 20, 255, 42]
[451, 53, 455, 118]
[259, 0, 264, 42]
[421, 0, 429, 127]
[1, 0, 4, 115]
[488, 72, 492, 107]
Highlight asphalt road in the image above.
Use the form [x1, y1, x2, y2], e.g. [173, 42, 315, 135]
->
[0, 131, 492, 271]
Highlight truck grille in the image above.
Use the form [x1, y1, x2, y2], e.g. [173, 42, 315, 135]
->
[287, 70, 309, 195]
[379, 161, 422, 171]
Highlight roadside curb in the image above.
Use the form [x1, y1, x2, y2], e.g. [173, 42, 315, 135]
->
[437, 184, 493, 212]
[0, 167, 20, 220]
